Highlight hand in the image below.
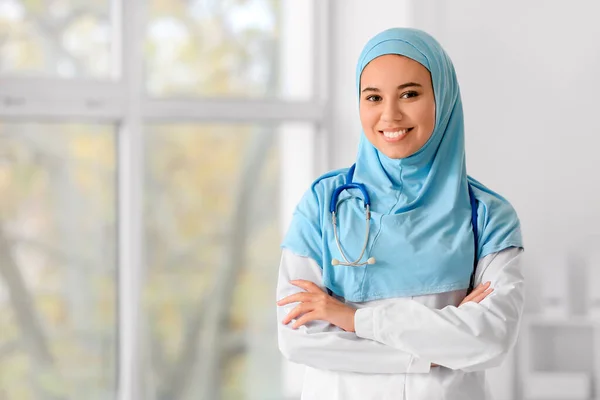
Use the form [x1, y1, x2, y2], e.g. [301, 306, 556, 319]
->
[277, 280, 357, 332]
[459, 281, 494, 307]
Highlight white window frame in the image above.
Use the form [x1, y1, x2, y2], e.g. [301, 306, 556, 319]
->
[0, 0, 331, 399]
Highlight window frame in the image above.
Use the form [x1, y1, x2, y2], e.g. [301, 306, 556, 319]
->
[0, 0, 331, 399]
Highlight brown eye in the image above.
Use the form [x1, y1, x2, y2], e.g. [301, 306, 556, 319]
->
[400, 91, 419, 99]
[365, 95, 382, 102]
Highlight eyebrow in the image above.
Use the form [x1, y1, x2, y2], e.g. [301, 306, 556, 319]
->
[361, 82, 423, 93]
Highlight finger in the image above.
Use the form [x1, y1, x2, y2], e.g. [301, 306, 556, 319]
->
[465, 286, 493, 304]
[277, 292, 315, 306]
[292, 311, 319, 329]
[459, 282, 491, 306]
[290, 280, 324, 294]
[473, 281, 491, 293]
[464, 281, 490, 301]
[471, 287, 494, 303]
[282, 303, 313, 325]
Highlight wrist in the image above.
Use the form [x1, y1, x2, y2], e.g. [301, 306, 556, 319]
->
[347, 308, 357, 332]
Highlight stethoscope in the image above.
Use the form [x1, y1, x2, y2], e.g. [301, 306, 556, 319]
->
[329, 163, 481, 297]
[329, 164, 376, 267]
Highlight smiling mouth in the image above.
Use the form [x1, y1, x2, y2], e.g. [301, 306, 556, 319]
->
[379, 128, 414, 141]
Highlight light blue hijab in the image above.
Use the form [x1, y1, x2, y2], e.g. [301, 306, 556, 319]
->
[282, 28, 523, 302]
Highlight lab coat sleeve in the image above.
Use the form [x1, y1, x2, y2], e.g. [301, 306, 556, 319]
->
[276, 249, 431, 374]
[354, 247, 524, 372]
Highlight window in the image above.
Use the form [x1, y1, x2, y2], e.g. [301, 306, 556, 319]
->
[0, 1, 328, 399]
[0, 123, 116, 399]
[146, 0, 279, 98]
[143, 123, 317, 399]
[0, 0, 118, 79]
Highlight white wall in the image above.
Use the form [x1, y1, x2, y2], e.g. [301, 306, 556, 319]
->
[427, 1, 600, 312]
[329, 1, 600, 398]
[424, 4, 600, 396]
[327, 0, 413, 171]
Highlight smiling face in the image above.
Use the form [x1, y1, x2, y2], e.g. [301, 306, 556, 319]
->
[359, 54, 436, 159]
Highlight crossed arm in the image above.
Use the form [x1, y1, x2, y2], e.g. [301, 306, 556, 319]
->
[276, 246, 524, 373]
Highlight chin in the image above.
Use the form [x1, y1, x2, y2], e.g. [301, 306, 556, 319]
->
[382, 150, 411, 159]
[379, 144, 415, 159]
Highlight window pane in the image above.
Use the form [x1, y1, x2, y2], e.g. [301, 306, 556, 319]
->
[0, 123, 117, 399]
[146, 0, 314, 99]
[143, 123, 295, 400]
[0, 1, 116, 79]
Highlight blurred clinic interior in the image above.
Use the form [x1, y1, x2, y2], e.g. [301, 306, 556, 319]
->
[0, 0, 599, 399]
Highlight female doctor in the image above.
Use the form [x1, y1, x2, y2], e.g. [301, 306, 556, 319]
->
[276, 27, 524, 399]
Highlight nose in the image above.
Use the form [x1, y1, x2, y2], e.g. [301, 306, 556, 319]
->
[381, 100, 402, 123]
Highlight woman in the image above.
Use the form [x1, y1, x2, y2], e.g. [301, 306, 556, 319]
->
[276, 27, 524, 399]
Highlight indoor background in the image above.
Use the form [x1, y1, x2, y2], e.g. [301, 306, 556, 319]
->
[0, 1, 599, 399]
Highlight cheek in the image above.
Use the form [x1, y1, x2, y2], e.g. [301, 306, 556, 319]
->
[359, 106, 378, 130]
[429, 104, 436, 129]
[416, 102, 436, 133]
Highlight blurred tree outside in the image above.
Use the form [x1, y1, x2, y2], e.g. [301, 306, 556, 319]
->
[146, 0, 279, 97]
[0, 0, 113, 78]
[144, 124, 281, 400]
[0, 124, 116, 400]
[0, 0, 283, 399]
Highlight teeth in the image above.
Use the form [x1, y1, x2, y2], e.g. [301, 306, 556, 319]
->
[382, 129, 409, 138]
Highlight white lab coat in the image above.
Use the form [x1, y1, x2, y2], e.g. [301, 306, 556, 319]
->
[276, 246, 524, 400]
